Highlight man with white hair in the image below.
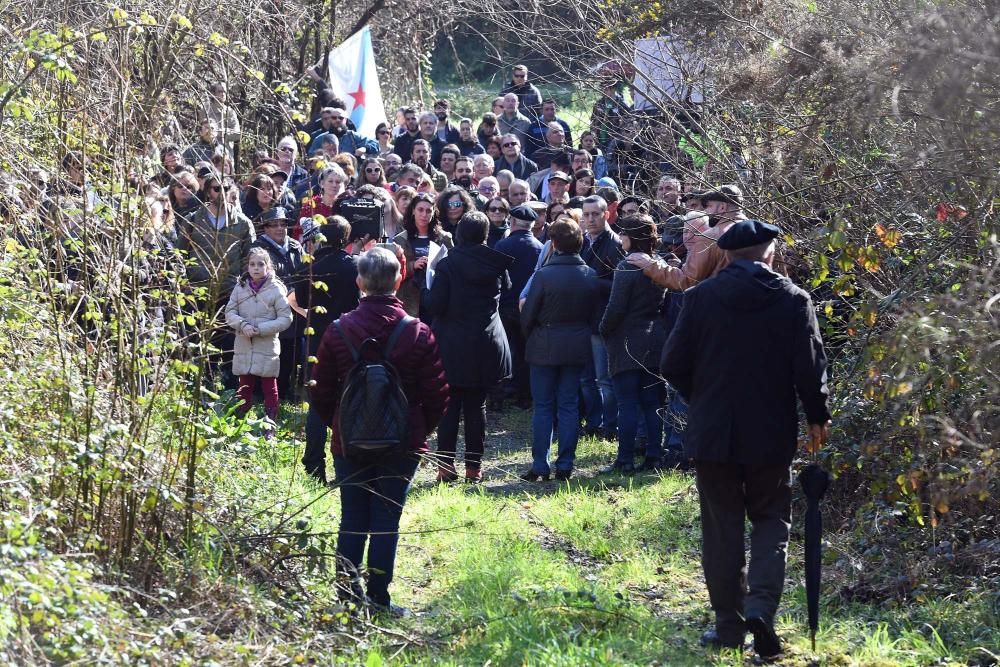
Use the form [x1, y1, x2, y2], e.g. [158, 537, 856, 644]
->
[274, 135, 310, 195]
[472, 154, 495, 186]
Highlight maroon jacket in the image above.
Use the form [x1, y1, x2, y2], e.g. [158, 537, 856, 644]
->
[311, 294, 449, 457]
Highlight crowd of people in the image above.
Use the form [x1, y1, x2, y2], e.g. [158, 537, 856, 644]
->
[1, 63, 831, 661]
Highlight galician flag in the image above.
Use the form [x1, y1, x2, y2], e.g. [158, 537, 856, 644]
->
[326, 27, 387, 138]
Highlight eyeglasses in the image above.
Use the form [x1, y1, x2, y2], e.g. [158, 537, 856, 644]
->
[446, 200, 464, 209]
[488, 206, 507, 213]
[502, 142, 517, 148]
[330, 116, 345, 121]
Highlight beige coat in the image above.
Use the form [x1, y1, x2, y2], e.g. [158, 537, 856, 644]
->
[225, 275, 292, 377]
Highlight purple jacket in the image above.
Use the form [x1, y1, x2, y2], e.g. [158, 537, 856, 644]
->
[311, 295, 449, 457]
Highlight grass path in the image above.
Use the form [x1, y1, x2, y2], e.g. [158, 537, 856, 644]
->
[216, 405, 999, 665]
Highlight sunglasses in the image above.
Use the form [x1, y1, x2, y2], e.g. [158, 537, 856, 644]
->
[446, 200, 465, 209]
[365, 167, 382, 174]
[513, 74, 526, 79]
[330, 116, 345, 121]
[488, 206, 507, 213]
[502, 142, 518, 148]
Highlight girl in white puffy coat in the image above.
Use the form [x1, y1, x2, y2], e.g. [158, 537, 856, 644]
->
[225, 247, 292, 431]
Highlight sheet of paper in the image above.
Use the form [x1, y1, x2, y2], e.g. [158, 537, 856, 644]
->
[425, 241, 447, 289]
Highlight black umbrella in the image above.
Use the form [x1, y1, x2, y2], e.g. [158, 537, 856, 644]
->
[799, 462, 831, 652]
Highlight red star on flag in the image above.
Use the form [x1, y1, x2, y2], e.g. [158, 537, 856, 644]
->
[349, 83, 366, 110]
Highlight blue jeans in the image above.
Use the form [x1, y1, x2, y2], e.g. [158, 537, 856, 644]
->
[612, 369, 665, 463]
[591, 335, 617, 430]
[664, 390, 688, 452]
[333, 453, 420, 606]
[530, 364, 583, 475]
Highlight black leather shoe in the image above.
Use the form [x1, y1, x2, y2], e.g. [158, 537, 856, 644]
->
[638, 457, 664, 472]
[599, 461, 635, 475]
[700, 628, 744, 649]
[746, 616, 782, 661]
[519, 469, 550, 482]
[368, 600, 411, 618]
[554, 469, 572, 481]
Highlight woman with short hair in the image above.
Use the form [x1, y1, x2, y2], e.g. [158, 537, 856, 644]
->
[311, 246, 448, 616]
[519, 220, 602, 481]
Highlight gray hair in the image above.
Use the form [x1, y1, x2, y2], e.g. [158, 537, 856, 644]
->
[509, 179, 530, 194]
[419, 111, 438, 125]
[357, 246, 401, 295]
[317, 163, 348, 184]
[473, 154, 494, 170]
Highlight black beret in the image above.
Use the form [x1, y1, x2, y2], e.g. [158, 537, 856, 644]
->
[509, 204, 537, 222]
[717, 219, 780, 250]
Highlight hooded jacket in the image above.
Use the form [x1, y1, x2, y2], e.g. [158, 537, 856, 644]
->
[422, 243, 514, 387]
[225, 274, 293, 377]
[660, 259, 831, 466]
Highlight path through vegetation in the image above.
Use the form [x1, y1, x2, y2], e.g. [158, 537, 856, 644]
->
[211, 405, 998, 665]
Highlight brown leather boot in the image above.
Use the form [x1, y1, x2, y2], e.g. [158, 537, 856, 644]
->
[464, 465, 482, 483]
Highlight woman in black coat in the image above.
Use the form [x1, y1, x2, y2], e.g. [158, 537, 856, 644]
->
[598, 214, 668, 473]
[423, 212, 513, 482]
[519, 219, 601, 481]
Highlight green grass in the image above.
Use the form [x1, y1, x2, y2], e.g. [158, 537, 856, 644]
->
[201, 403, 999, 665]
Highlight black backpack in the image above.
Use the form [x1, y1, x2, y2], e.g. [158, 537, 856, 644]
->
[333, 316, 415, 460]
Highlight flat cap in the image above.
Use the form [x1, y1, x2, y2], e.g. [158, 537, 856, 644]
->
[547, 170, 571, 183]
[702, 184, 743, 206]
[717, 219, 780, 250]
[509, 204, 537, 222]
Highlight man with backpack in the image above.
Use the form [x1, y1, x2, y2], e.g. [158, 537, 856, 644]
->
[311, 246, 449, 616]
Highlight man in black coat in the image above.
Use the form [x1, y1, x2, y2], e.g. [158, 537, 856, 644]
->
[495, 204, 544, 407]
[660, 219, 832, 661]
[292, 217, 359, 484]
